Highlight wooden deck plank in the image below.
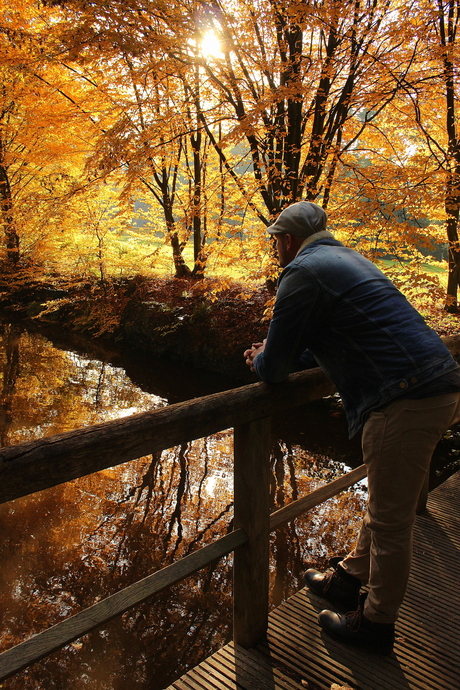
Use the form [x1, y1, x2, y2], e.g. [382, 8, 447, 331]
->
[198, 645, 308, 690]
[184, 663, 234, 690]
[261, 603, 406, 690]
[286, 594, 460, 667]
[222, 644, 307, 690]
[202, 653, 260, 690]
[170, 676, 207, 690]
[166, 470, 460, 690]
[266, 599, 382, 689]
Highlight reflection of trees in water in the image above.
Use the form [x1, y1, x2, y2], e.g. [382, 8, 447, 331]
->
[1, 437, 366, 690]
[0, 323, 22, 446]
[0, 437, 235, 690]
[0, 328, 367, 689]
[0, 326, 167, 446]
[269, 440, 366, 607]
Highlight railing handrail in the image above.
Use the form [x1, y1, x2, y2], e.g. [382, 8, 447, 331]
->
[2, 335, 458, 507]
[0, 367, 335, 505]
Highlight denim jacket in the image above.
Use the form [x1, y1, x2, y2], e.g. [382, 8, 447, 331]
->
[254, 238, 459, 437]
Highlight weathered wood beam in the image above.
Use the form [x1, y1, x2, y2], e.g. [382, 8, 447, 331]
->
[233, 418, 271, 648]
[269, 464, 367, 530]
[0, 368, 335, 504]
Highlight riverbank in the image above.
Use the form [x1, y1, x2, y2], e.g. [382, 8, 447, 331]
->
[0, 274, 274, 381]
[1, 272, 460, 381]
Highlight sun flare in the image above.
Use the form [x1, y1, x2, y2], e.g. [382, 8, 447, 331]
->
[200, 29, 224, 59]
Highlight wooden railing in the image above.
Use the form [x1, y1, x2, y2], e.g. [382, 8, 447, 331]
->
[0, 352, 441, 682]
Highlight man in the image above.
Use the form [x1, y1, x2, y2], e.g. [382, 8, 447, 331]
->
[244, 201, 460, 655]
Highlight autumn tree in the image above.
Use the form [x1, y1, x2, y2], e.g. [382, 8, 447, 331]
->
[38, 0, 417, 281]
[0, 0, 106, 273]
[3, 0, 460, 311]
[35, 0, 213, 277]
[0, 2, 40, 267]
[132, 0, 426, 280]
[349, 0, 460, 313]
[405, 0, 460, 311]
[167, 0, 413, 223]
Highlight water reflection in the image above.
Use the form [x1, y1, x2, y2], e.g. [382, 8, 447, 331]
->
[0, 323, 168, 447]
[0, 322, 367, 690]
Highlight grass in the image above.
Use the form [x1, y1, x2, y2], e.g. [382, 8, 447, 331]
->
[378, 258, 448, 281]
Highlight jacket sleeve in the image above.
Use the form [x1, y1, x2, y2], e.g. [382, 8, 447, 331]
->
[253, 263, 322, 382]
[295, 349, 319, 370]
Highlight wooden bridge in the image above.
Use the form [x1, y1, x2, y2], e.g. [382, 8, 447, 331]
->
[167, 469, 460, 690]
[0, 336, 459, 689]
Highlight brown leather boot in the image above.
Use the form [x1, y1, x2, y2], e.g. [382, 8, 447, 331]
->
[304, 556, 361, 611]
[318, 593, 395, 655]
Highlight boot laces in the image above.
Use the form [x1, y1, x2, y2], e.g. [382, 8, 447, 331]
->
[322, 568, 336, 593]
[344, 602, 364, 632]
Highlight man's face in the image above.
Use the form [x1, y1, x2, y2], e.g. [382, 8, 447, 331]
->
[275, 233, 297, 267]
[276, 234, 289, 268]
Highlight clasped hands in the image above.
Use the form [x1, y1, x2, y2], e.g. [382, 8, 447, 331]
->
[244, 339, 266, 372]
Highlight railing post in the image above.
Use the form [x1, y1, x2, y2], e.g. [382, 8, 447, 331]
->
[233, 416, 271, 648]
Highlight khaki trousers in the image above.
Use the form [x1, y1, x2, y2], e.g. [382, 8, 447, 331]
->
[340, 392, 460, 624]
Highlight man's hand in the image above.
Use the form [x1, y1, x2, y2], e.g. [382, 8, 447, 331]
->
[244, 340, 266, 372]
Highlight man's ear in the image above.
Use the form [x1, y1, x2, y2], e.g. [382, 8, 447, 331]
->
[285, 233, 302, 251]
[284, 233, 295, 250]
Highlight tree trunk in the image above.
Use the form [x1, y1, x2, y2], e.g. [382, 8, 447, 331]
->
[190, 88, 207, 279]
[0, 161, 20, 267]
[444, 206, 460, 312]
[0, 323, 22, 446]
[169, 227, 192, 278]
[159, 184, 192, 279]
[439, 0, 460, 311]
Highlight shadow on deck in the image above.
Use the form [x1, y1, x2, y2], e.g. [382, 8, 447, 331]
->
[168, 470, 460, 690]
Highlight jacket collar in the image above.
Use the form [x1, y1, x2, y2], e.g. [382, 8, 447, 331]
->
[296, 230, 335, 256]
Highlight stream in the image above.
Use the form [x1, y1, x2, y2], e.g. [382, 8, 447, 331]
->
[0, 320, 457, 690]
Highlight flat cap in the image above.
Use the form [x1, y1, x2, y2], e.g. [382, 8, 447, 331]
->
[267, 201, 327, 237]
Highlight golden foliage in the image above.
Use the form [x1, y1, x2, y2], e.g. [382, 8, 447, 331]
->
[0, 0, 460, 314]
